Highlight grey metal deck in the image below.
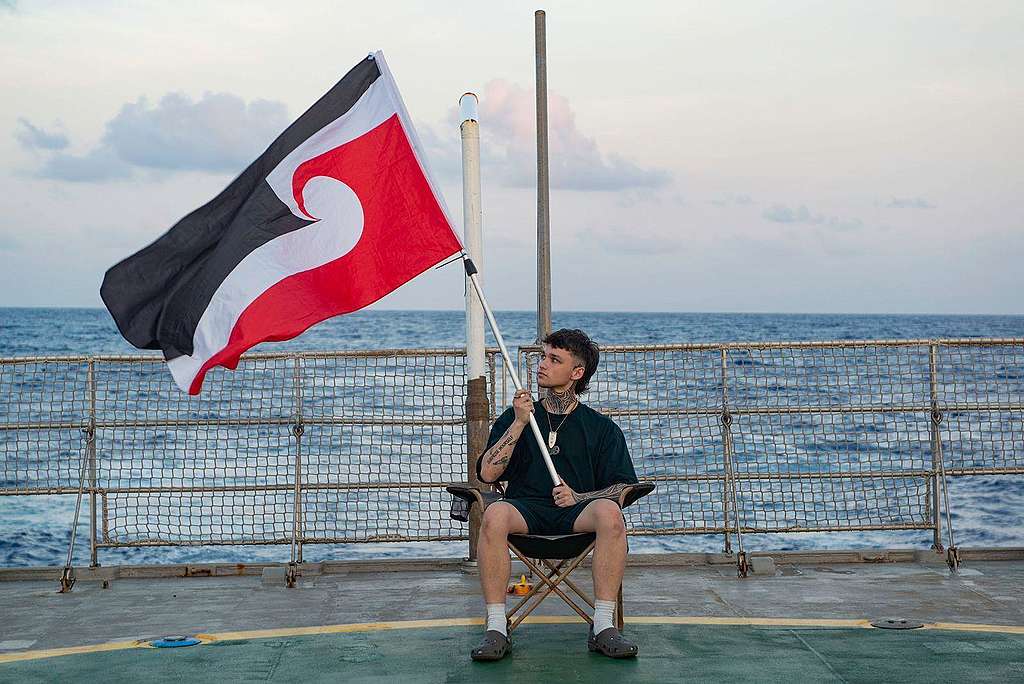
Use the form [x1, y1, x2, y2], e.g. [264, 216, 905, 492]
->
[3, 550, 1024, 655]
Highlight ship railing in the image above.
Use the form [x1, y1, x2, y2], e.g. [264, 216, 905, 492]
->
[1, 338, 1022, 577]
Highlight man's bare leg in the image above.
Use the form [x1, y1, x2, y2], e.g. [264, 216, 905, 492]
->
[572, 498, 637, 656]
[573, 499, 627, 601]
[478, 502, 529, 603]
[471, 502, 530, 661]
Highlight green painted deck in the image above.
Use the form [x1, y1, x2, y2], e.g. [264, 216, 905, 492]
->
[3, 623, 1024, 682]
[3, 552, 1024, 682]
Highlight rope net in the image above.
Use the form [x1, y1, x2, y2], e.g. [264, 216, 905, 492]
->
[0, 339, 1021, 554]
[2, 350, 467, 547]
[517, 340, 1023, 537]
[0, 358, 89, 493]
[935, 342, 1024, 474]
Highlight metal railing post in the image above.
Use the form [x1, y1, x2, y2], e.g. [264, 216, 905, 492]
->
[929, 343, 960, 571]
[928, 343, 943, 552]
[722, 362, 732, 552]
[487, 352, 497, 422]
[720, 348, 747, 576]
[287, 355, 305, 587]
[59, 358, 95, 592]
[88, 359, 98, 568]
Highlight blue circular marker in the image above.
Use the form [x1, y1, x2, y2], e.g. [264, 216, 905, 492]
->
[151, 635, 201, 648]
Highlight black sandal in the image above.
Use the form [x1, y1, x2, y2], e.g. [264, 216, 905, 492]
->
[588, 626, 638, 658]
[471, 630, 511, 661]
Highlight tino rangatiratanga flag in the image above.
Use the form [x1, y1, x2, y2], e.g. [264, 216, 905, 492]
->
[101, 52, 463, 394]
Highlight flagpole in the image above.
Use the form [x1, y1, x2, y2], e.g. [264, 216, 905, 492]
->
[462, 257, 562, 487]
[535, 9, 553, 343]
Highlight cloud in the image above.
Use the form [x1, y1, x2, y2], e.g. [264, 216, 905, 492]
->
[437, 80, 669, 192]
[40, 147, 132, 182]
[763, 204, 812, 223]
[762, 203, 862, 231]
[615, 188, 685, 208]
[827, 217, 863, 232]
[105, 93, 288, 172]
[710, 194, 754, 207]
[14, 118, 69, 150]
[886, 197, 935, 209]
[30, 92, 289, 182]
[416, 120, 464, 183]
[0, 0, 15, 10]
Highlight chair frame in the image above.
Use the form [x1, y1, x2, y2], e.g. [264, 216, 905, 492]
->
[506, 533, 603, 632]
[447, 482, 654, 634]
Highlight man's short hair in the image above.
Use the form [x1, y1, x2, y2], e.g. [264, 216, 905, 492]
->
[542, 328, 600, 395]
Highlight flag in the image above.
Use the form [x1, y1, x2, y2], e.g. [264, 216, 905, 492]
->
[101, 52, 463, 394]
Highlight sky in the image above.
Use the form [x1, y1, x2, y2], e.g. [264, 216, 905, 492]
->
[0, 0, 1021, 314]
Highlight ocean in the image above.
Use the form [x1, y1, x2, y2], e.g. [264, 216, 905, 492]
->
[1, 307, 1022, 567]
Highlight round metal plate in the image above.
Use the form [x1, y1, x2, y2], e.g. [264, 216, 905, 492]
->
[870, 618, 924, 630]
[151, 635, 201, 648]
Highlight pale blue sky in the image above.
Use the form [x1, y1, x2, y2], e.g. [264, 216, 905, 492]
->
[0, 0, 1021, 313]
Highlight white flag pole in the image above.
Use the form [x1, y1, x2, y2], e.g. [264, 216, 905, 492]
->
[462, 257, 562, 487]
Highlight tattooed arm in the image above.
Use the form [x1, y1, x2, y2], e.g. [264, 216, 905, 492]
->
[478, 390, 534, 484]
[551, 482, 631, 508]
[478, 420, 527, 483]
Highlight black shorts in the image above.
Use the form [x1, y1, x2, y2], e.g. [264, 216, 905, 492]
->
[505, 498, 591, 535]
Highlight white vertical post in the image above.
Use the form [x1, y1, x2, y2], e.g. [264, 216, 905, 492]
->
[461, 93, 485, 383]
[461, 93, 490, 561]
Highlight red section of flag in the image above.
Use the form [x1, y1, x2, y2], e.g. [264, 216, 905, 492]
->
[187, 115, 460, 393]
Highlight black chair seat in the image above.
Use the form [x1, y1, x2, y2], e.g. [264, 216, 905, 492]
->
[508, 532, 596, 560]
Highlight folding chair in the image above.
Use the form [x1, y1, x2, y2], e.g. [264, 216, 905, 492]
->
[448, 482, 654, 634]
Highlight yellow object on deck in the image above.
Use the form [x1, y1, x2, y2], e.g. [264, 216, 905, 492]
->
[509, 574, 533, 595]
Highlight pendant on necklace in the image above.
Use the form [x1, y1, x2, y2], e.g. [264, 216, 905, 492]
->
[550, 445, 560, 456]
[548, 431, 557, 450]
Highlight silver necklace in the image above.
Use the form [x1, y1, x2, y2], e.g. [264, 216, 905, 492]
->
[545, 399, 577, 456]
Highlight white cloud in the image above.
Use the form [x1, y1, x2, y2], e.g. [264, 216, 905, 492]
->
[105, 93, 288, 172]
[433, 80, 670, 192]
[710, 194, 755, 207]
[40, 147, 131, 182]
[14, 118, 68, 150]
[28, 92, 289, 182]
[763, 203, 862, 231]
[763, 204, 812, 223]
[886, 197, 935, 209]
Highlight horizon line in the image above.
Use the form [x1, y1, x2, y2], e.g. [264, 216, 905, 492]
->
[1, 305, 1022, 317]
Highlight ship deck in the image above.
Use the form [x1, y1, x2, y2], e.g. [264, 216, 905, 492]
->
[3, 550, 1024, 682]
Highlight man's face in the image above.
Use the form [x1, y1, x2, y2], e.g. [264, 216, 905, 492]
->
[537, 344, 584, 390]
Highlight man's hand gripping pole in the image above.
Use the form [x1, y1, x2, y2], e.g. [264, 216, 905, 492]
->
[463, 256, 561, 486]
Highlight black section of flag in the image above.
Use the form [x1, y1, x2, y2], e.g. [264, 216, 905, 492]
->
[101, 57, 381, 358]
[156, 185, 311, 360]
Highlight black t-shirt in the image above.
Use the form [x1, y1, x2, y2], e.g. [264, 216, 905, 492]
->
[478, 400, 638, 500]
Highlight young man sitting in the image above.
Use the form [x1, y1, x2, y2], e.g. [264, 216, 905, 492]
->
[471, 328, 640, 661]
